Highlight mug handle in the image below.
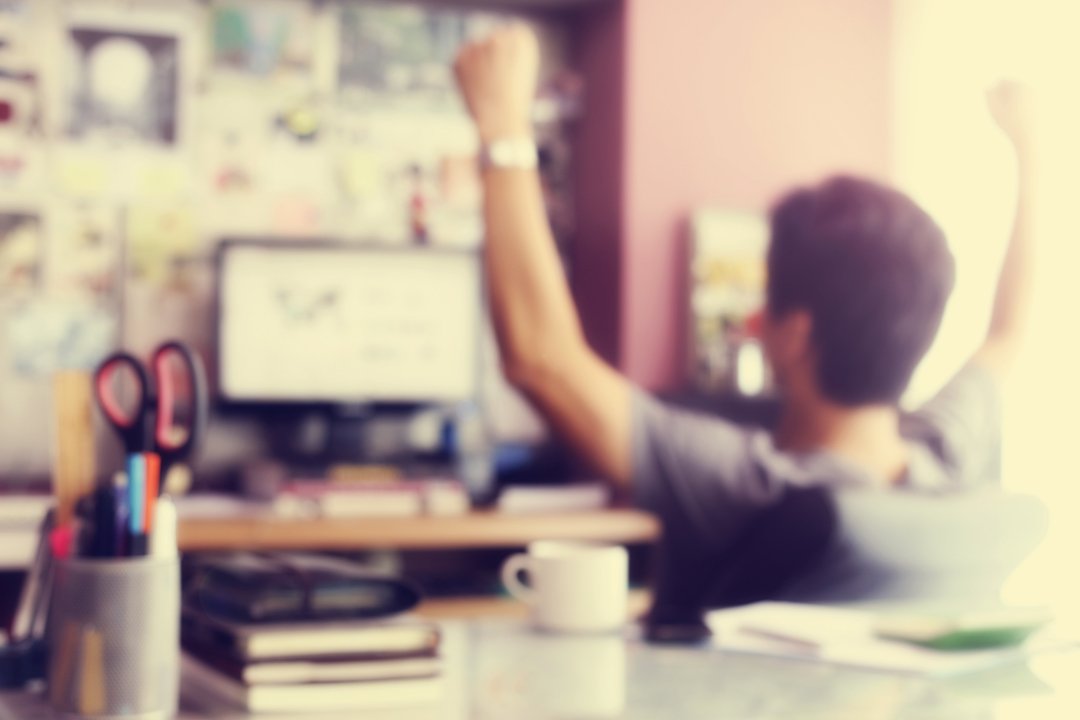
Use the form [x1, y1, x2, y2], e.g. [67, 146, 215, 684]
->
[500, 553, 536, 604]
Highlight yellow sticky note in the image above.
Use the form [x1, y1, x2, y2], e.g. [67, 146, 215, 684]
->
[340, 150, 381, 200]
[127, 205, 198, 282]
[57, 155, 109, 197]
[133, 156, 192, 198]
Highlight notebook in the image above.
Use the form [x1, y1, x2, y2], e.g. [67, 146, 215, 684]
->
[182, 608, 440, 661]
[182, 638, 441, 685]
[181, 653, 444, 713]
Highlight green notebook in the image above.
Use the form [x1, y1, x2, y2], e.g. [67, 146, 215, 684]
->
[873, 607, 1053, 651]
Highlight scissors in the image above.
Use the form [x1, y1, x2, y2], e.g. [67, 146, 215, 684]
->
[93, 340, 209, 494]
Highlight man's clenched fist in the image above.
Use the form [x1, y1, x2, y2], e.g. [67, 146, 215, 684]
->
[454, 25, 539, 142]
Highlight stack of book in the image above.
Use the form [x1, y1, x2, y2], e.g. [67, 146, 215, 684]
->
[180, 553, 443, 714]
[181, 612, 443, 713]
[273, 479, 470, 518]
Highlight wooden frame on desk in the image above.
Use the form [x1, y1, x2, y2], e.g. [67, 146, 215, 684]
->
[177, 509, 661, 552]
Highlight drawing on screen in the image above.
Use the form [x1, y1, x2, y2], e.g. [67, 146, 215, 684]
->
[67, 27, 179, 144]
[274, 286, 343, 327]
[0, 211, 41, 296]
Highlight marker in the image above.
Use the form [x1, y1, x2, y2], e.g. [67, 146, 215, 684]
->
[150, 498, 178, 559]
[49, 524, 76, 560]
[144, 452, 160, 533]
[127, 454, 147, 556]
[113, 473, 129, 558]
[88, 486, 115, 559]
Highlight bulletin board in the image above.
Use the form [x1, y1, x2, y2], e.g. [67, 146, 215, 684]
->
[0, 0, 578, 480]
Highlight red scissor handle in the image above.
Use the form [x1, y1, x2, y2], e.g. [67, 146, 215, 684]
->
[94, 353, 154, 453]
[150, 341, 208, 463]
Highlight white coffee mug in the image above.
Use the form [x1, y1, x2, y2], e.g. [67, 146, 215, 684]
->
[501, 541, 628, 633]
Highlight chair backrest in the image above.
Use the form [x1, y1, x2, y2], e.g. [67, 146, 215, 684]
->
[830, 489, 1048, 606]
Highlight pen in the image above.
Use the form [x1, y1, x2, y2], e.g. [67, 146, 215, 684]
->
[49, 524, 76, 560]
[113, 473, 129, 558]
[150, 497, 178, 559]
[127, 454, 147, 557]
[144, 452, 160, 534]
[87, 487, 114, 559]
[11, 509, 56, 641]
[75, 495, 96, 558]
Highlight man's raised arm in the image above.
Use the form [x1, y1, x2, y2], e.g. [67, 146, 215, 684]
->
[454, 27, 633, 486]
[977, 82, 1036, 377]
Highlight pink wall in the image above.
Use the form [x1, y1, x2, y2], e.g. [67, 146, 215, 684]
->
[617, 0, 895, 389]
[572, 1, 627, 366]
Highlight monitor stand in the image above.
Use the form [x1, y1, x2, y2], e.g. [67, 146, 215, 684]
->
[263, 405, 451, 468]
[262, 404, 494, 499]
[325, 404, 374, 463]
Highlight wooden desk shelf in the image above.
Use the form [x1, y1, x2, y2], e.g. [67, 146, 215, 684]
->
[178, 509, 661, 552]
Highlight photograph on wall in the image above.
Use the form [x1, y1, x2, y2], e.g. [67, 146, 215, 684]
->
[66, 25, 180, 144]
[126, 203, 199, 283]
[211, 0, 315, 78]
[0, 211, 42, 296]
[48, 203, 122, 303]
[0, 77, 44, 190]
[337, 3, 474, 107]
[0, 0, 46, 190]
[6, 298, 117, 376]
[688, 209, 770, 395]
[0, 25, 44, 137]
[0, 0, 31, 19]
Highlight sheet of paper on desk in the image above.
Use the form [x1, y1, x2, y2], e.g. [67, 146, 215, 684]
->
[707, 603, 1073, 677]
[173, 493, 272, 519]
[497, 484, 610, 514]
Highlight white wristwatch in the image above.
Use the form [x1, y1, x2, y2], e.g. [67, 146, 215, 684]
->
[481, 137, 538, 170]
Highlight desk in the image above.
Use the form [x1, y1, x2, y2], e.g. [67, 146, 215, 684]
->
[178, 509, 662, 620]
[177, 509, 661, 552]
[3, 620, 1078, 719]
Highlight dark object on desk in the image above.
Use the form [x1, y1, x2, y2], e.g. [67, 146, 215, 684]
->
[644, 613, 713, 645]
[187, 552, 422, 623]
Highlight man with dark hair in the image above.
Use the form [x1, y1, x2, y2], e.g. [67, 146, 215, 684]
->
[454, 27, 1032, 619]
[767, 176, 955, 407]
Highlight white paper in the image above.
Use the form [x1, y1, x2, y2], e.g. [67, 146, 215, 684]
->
[707, 602, 1073, 677]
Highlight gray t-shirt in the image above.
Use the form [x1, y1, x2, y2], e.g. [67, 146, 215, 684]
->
[632, 364, 1002, 609]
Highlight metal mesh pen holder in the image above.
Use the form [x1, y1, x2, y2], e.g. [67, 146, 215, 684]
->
[47, 556, 180, 720]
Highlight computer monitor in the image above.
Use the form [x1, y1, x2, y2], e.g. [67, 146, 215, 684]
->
[217, 240, 482, 406]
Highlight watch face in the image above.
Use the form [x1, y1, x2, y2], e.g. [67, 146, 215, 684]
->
[487, 139, 537, 169]
[491, 142, 514, 166]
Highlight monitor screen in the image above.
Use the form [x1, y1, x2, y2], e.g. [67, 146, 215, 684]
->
[218, 241, 482, 404]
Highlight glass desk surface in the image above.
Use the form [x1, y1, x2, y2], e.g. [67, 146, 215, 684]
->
[2, 619, 1079, 719]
